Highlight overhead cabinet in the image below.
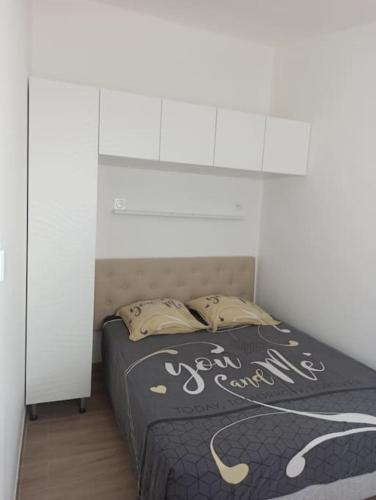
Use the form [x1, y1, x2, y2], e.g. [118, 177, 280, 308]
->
[160, 99, 216, 166]
[214, 108, 265, 171]
[97, 86, 310, 175]
[99, 89, 161, 160]
[263, 116, 311, 175]
[27, 78, 99, 407]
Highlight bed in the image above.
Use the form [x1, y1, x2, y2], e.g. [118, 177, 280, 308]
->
[95, 257, 376, 500]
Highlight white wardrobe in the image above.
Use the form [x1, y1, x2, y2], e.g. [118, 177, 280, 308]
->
[27, 78, 99, 410]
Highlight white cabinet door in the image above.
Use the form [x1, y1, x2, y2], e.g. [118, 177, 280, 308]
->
[214, 109, 265, 171]
[160, 99, 216, 166]
[27, 78, 99, 405]
[263, 116, 311, 175]
[99, 89, 161, 160]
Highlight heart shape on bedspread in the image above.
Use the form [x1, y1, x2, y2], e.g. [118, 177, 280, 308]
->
[150, 385, 167, 395]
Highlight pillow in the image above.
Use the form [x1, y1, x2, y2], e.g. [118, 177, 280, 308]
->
[116, 298, 207, 341]
[187, 295, 279, 332]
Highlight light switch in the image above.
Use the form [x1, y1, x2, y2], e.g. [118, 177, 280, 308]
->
[113, 198, 127, 210]
[0, 249, 4, 282]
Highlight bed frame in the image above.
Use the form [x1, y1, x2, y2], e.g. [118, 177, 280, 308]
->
[93, 256, 255, 331]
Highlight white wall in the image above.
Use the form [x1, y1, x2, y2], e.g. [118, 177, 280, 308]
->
[31, 0, 273, 112]
[97, 161, 262, 258]
[258, 23, 376, 369]
[31, 0, 273, 260]
[31, 1, 376, 373]
[0, 1, 29, 498]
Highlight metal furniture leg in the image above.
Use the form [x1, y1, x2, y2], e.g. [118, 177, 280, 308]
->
[29, 404, 38, 421]
[79, 398, 87, 413]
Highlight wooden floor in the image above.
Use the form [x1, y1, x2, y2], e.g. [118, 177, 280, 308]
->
[17, 364, 138, 500]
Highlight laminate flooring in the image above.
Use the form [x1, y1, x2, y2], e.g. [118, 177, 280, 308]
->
[17, 364, 137, 500]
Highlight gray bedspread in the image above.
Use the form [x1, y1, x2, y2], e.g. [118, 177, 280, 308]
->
[102, 319, 376, 500]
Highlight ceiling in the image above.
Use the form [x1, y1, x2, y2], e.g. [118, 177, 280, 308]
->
[94, 0, 376, 46]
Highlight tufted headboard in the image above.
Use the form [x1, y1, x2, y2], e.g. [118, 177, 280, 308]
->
[93, 256, 255, 330]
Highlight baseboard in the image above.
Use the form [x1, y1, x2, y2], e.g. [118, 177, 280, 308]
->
[14, 407, 26, 500]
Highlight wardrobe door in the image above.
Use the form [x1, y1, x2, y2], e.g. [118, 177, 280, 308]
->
[263, 116, 311, 175]
[27, 78, 99, 404]
[160, 99, 216, 166]
[99, 89, 161, 160]
[214, 108, 265, 171]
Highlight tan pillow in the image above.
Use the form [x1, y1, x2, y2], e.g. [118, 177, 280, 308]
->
[116, 298, 207, 341]
[187, 295, 279, 332]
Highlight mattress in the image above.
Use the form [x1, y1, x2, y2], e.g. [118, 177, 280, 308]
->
[102, 318, 376, 500]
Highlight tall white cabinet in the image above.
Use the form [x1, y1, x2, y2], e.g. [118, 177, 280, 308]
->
[27, 78, 99, 412]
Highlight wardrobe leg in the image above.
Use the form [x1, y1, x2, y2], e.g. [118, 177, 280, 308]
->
[79, 398, 87, 413]
[29, 404, 38, 421]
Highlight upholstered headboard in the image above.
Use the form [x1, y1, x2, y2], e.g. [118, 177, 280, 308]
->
[94, 256, 255, 330]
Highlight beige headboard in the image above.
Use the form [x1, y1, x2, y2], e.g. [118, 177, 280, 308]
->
[94, 256, 255, 330]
